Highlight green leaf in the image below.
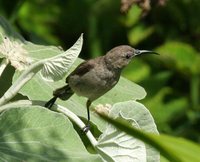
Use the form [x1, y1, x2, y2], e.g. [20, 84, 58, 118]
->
[156, 41, 200, 75]
[0, 30, 31, 71]
[0, 35, 83, 106]
[40, 34, 83, 82]
[144, 87, 188, 131]
[128, 25, 154, 46]
[123, 5, 142, 27]
[122, 59, 151, 82]
[97, 126, 146, 162]
[98, 111, 200, 162]
[94, 77, 146, 106]
[0, 106, 102, 162]
[0, 17, 83, 105]
[96, 101, 159, 162]
[155, 134, 200, 162]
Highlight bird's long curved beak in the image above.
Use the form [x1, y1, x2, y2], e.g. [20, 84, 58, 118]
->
[135, 49, 159, 56]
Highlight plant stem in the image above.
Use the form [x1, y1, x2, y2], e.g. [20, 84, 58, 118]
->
[0, 58, 9, 77]
[0, 100, 31, 112]
[54, 104, 98, 147]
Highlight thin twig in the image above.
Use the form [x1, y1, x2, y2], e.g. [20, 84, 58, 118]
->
[54, 104, 98, 147]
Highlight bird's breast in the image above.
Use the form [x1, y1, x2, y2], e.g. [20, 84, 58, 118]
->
[68, 66, 120, 101]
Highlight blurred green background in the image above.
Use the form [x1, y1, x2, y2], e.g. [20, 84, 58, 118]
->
[0, 0, 199, 142]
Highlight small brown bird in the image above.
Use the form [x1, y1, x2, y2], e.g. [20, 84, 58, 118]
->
[45, 45, 158, 132]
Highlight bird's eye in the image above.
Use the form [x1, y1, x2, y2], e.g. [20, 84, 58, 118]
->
[125, 53, 132, 59]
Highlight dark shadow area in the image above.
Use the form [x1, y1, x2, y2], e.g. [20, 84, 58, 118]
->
[0, 64, 15, 97]
[71, 116, 102, 154]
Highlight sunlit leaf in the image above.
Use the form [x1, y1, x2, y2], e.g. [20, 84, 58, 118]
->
[128, 25, 154, 46]
[0, 106, 102, 162]
[122, 59, 151, 82]
[0, 34, 32, 71]
[98, 111, 200, 162]
[40, 34, 83, 82]
[157, 42, 200, 75]
[96, 101, 159, 162]
[0, 23, 83, 106]
[124, 5, 142, 27]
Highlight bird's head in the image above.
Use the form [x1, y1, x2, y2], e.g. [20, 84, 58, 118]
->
[104, 45, 158, 70]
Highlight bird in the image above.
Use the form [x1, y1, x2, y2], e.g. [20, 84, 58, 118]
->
[45, 45, 158, 133]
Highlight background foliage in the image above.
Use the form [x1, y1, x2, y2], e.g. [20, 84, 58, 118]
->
[0, 0, 199, 150]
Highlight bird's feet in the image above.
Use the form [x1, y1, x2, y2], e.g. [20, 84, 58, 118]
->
[44, 96, 57, 109]
[82, 123, 90, 134]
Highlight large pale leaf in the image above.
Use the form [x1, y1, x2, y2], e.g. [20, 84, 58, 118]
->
[0, 17, 30, 70]
[96, 101, 159, 162]
[97, 123, 146, 162]
[0, 28, 82, 81]
[40, 34, 83, 82]
[0, 17, 84, 107]
[98, 110, 200, 162]
[0, 106, 102, 162]
[0, 16, 82, 78]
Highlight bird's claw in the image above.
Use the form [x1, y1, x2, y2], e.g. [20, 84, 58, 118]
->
[82, 124, 90, 133]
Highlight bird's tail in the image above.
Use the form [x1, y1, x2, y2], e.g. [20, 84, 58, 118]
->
[45, 85, 74, 108]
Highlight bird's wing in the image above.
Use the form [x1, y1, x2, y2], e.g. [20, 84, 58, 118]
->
[66, 60, 95, 83]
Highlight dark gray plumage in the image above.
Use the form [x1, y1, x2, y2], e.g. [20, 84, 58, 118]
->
[45, 45, 158, 132]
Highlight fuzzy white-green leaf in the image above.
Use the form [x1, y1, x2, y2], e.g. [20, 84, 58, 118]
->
[40, 34, 83, 82]
[96, 101, 159, 162]
[97, 118, 146, 162]
[0, 106, 102, 162]
[0, 32, 83, 106]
